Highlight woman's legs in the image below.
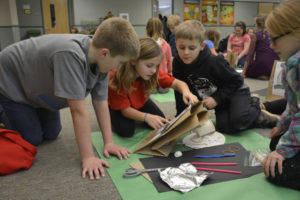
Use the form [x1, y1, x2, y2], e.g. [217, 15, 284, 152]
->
[238, 55, 247, 66]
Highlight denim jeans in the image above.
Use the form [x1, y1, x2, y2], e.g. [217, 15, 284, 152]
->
[0, 93, 62, 146]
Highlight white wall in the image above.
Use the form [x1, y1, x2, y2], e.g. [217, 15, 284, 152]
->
[72, 0, 152, 36]
[0, 0, 11, 25]
[0, 0, 18, 50]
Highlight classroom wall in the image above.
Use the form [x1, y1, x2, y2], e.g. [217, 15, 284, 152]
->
[16, 0, 43, 40]
[0, 0, 282, 49]
[0, 0, 15, 50]
[72, 0, 152, 36]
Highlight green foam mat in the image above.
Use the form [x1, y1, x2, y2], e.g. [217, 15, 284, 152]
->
[92, 129, 299, 200]
[150, 88, 175, 102]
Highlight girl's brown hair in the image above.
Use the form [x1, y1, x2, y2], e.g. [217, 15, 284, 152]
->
[255, 15, 267, 39]
[146, 17, 164, 41]
[110, 37, 162, 95]
[205, 27, 221, 48]
[235, 21, 247, 35]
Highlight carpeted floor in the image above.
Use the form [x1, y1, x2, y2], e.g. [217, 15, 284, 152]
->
[0, 78, 277, 200]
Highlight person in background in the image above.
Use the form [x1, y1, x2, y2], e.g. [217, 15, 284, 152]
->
[166, 14, 181, 57]
[241, 15, 280, 79]
[104, 11, 115, 20]
[204, 27, 221, 56]
[146, 17, 173, 93]
[247, 27, 255, 35]
[0, 17, 140, 180]
[108, 37, 198, 137]
[216, 35, 229, 53]
[262, 0, 300, 190]
[70, 27, 78, 34]
[159, 14, 171, 42]
[227, 21, 251, 67]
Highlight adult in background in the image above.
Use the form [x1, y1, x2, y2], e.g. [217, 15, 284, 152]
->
[227, 21, 250, 67]
[241, 15, 280, 79]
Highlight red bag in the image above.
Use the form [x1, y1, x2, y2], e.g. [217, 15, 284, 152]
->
[0, 129, 37, 175]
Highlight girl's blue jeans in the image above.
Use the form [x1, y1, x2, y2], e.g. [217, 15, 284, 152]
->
[0, 93, 62, 146]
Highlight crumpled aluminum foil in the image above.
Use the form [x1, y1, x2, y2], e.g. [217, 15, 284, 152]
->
[159, 163, 211, 193]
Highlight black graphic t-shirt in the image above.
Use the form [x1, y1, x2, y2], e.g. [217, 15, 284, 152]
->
[173, 45, 243, 115]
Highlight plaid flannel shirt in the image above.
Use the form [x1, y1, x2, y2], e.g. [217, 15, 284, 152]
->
[276, 50, 300, 158]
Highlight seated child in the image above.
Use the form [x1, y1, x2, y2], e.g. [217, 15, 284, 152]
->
[262, 0, 300, 190]
[108, 37, 198, 137]
[173, 20, 279, 134]
[204, 27, 221, 56]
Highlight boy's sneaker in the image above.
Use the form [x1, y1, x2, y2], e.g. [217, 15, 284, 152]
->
[250, 93, 260, 107]
[255, 109, 280, 128]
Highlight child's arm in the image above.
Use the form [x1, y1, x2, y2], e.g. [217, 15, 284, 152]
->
[166, 43, 173, 73]
[68, 99, 109, 180]
[121, 106, 170, 130]
[171, 79, 199, 105]
[92, 100, 130, 158]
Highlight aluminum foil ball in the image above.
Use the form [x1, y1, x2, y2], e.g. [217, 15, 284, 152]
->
[174, 151, 183, 158]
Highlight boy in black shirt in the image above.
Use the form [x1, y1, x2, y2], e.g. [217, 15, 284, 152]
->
[173, 20, 278, 134]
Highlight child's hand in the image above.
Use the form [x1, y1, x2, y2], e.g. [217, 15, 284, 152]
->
[103, 143, 131, 160]
[203, 97, 217, 109]
[269, 127, 281, 139]
[182, 92, 199, 105]
[82, 157, 110, 180]
[262, 150, 284, 178]
[146, 114, 170, 130]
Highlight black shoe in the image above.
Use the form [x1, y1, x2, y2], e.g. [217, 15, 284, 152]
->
[250, 93, 260, 106]
[255, 110, 280, 128]
[158, 87, 169, 94]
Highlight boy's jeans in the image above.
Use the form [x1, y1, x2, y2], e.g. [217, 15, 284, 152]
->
[0, 93, 62, 146]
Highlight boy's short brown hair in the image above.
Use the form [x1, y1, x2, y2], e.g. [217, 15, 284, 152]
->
[92, 17, 140, 58]
[167, 15, 181, 29]
[175, 20, 206, 44]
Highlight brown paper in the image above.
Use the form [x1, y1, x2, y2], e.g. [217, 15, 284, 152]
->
[266, 60, 284, 101]
[225, 51, 238, 68]
[134, 102, 208, 156]
[129, 162, 152, 183]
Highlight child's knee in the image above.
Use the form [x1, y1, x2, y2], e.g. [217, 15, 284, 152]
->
[43, 126, 61, 140]
[114, 124, 135, 137]
[22, 132, 43, 146]
[230, 114, 250, 131]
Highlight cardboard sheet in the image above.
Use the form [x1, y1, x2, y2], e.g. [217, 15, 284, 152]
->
[140, 143, 262, 193]
[134, 102, 209, 156]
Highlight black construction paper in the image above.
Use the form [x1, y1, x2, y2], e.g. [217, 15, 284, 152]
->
[140, 143, 262, 193]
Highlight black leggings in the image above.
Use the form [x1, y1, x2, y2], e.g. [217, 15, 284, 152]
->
[109, 99, 165, 137]
[263, 98, 287, 115]
[268, 134, 300, 190]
